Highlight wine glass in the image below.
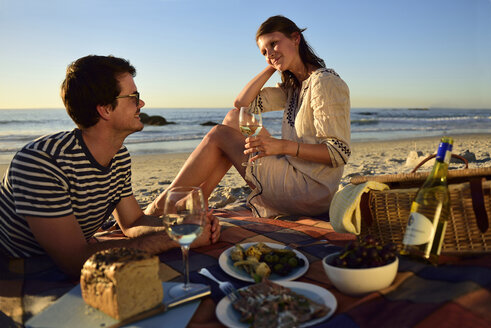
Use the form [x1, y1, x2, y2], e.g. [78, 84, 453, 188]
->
[239, 106, 263, 166]
[161, 186, 207, 298]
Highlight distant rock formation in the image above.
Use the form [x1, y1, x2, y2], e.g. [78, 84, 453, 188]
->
[200, 121, 218, 126]
[139, 113, 175, 125]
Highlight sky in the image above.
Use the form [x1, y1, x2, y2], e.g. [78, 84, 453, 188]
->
[0, 0, 490, 110]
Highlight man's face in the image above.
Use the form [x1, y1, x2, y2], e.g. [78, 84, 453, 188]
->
[112, 73, 145, 135]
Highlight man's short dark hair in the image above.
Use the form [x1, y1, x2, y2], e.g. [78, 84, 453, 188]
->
[60, 55, 136, 129]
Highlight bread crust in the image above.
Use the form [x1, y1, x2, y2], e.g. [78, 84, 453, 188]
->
[80, 248, 163, 320]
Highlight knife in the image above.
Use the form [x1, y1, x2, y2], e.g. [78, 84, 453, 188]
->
[107, 286, 211, 328]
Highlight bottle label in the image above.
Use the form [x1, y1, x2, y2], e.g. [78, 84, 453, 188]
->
[436, 142, 453, 163]
[403, 212, 434, 245]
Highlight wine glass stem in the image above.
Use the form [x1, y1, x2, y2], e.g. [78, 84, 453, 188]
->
[181, 245, 191, 290]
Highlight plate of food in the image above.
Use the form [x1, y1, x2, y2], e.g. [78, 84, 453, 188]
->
[218, 242, 309, 282]
[215, 280, 337, 328]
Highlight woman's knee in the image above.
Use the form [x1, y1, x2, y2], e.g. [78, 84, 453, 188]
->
[206, 124, 242, 147]
[206, 124, 232, 142]
[222, 108, 239, 127]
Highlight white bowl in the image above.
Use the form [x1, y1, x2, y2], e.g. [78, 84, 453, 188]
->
[322, 252, 399, 296]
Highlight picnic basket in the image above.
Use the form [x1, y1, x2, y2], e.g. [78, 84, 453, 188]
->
[350, 154, 491, 254]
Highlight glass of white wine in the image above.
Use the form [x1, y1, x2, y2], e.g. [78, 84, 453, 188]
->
[161, 186, 207, 298]
[239, 106, 263, 166]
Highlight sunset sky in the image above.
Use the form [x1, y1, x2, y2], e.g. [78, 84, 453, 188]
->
[0, 0, 490, 109]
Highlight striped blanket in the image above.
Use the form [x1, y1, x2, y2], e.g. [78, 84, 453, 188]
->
[1, 209, 490, 327]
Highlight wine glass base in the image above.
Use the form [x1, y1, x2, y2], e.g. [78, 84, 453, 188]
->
[168, 282, 209, 299]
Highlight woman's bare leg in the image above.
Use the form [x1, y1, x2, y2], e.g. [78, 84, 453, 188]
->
[182, 108, 248, 198]
[168, 124, 250, 199]
[145, 108, 268, 215]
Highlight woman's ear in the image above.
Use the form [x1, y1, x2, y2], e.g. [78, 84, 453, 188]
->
[96, 104, 113, 121]
[290, 31, 301, 45]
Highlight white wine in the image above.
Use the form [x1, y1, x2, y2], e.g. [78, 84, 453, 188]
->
[165, 214, 203, 245]
[240, 124, 262, 137]
[401, 137, 453, 264]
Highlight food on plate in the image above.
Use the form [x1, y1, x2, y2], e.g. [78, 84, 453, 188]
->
[230, 244, 245, 261]
[80, 247, 163, 320]
[230, 242, 305, 282]
[232, 280, 330, 328]
[332, 235, 398, 269]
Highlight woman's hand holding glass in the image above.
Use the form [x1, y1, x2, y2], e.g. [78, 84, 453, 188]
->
[239, 106, 263, 166]
[244, 133, 293, 163]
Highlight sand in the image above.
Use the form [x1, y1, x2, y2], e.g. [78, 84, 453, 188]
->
[1, 134, 490, 210]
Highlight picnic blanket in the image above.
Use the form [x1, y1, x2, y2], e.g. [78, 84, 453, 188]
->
[1, 209, 490, 327]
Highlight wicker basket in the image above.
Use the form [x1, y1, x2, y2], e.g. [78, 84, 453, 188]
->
[350, 161, 491, 254]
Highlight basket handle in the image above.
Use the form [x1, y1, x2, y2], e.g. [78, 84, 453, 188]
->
[410, 154, 468, 173]
[360, 192, 373, 228]
[470, 178, 489, 233]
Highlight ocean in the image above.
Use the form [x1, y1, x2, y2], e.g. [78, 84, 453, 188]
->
[0, 107, 490, 164]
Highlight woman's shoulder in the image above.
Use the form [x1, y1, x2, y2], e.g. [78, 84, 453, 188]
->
[309, 68, 349, 91]
[311, 68, 342, 81]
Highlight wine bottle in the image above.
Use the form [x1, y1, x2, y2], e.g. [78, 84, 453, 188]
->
[400, 137, 453, 264]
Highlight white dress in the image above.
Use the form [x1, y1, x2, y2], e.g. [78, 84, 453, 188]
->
[245, 68, 351, 217]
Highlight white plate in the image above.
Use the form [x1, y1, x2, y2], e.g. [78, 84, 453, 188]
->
[218, 242, 309, 282]
[216, 281, 337, 328]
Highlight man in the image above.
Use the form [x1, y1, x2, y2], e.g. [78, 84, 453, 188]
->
[0, 55, 220, 278]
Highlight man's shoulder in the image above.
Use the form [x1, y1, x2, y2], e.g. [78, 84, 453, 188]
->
[21, 130, 77, 154]
[12, 130, 80, 170]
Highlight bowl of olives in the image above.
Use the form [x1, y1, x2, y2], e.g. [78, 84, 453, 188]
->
[322, 236, 399, 296]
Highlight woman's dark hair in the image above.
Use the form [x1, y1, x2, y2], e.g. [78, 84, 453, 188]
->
[60, 55, 136, 129]
[256, 15, 325, 89]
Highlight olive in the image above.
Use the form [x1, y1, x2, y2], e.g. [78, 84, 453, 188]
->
[273, 263, 283, 272]
[287, 257, 298, 267]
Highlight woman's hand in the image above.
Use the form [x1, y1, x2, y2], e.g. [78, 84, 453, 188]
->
[244, 135, 297, 161]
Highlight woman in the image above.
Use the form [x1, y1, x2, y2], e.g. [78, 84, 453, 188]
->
[145, 15, 350, 218]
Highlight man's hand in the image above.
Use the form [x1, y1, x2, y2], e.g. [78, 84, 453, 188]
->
[209, 211, 221, 243]
[191, 211, 221, 248]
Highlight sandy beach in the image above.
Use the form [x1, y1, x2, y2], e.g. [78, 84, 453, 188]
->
[1, 134, 490, 211]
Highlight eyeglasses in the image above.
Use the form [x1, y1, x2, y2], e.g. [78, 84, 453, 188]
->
[116, 91, 140, 106]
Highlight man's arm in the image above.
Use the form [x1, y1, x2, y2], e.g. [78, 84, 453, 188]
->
[111, 195, 166, 237]
[26, 195, 219, 278]
[25, 213, 176, 278]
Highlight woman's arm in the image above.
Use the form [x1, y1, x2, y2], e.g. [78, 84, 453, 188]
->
[246, 136, 334, 165]
[234, 66, 276, 108]
[246, 73, 351, 166]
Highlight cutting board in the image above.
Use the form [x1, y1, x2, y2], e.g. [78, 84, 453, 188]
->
[25, 282, 203, 328]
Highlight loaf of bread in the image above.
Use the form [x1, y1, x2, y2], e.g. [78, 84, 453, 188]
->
[80, 248, 163, 320]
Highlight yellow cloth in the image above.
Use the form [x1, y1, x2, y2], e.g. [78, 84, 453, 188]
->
[329, 181, 389, 234]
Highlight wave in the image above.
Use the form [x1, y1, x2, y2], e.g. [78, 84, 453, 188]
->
[351, 119, 379, 125]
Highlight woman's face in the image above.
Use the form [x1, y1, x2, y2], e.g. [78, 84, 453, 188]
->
[257, 31, 300, 72]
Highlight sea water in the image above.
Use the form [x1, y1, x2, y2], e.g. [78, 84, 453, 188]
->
[0, 107, 489, 164]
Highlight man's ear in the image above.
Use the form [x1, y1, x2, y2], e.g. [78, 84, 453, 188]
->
[96, 104, 113, 121]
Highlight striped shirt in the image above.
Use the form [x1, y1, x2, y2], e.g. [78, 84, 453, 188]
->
[0, 129, 133, 258]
